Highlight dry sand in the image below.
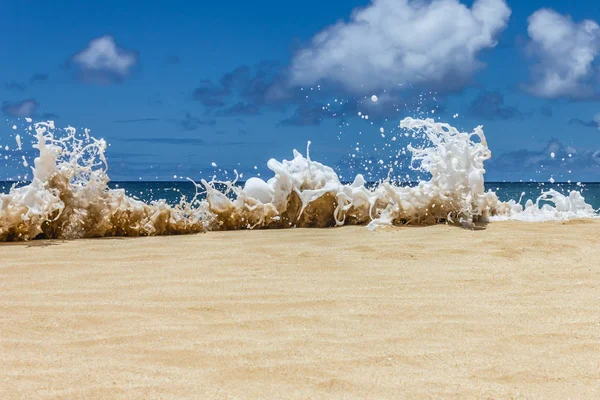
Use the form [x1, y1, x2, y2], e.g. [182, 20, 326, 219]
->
[1, 220, 599, 399]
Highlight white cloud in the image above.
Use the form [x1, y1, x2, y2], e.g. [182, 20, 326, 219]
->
[72, 35, 137, 80]
[2, 99, 38, 117]
[526, 9, 600, 99]
[289, 0, 511, 93]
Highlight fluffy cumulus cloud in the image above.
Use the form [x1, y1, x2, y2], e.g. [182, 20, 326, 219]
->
[2, 98, 39, 117]
[290, 0, 511, 93]
[569, 113, 600, 130]
[526, 9, 600, 99]
[70, 35, 138, 83]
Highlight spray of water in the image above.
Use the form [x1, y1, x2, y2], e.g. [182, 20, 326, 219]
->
[0, 122, 212, 241]
[0, 118, 596, 241]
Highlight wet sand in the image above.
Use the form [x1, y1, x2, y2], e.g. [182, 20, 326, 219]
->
[1, 220, 599, 399]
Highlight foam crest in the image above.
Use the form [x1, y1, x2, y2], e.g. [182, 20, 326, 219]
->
[492, 189, 597, 222]
[0, 123, 212, 241]
[200, 118, 596, 230]
[204, 118, 506, 229]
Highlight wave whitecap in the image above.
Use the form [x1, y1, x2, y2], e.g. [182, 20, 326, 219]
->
[0, 118, 597, 241]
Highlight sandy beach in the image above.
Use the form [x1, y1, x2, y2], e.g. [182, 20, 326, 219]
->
[1, 220, 599, 399]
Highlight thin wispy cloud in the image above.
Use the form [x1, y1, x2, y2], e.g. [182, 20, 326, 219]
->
[569, 114, 600, 130]
[41, 112, 60, 120]
[278, 102, 331, 127]
[4, 82, 27, 92]
[192, 62, 286, 115]
[468, 91, 526, 120]
[120, 137, 253, 146]
[4, 73, 49, 93]
[113, 118, 161, 124]
[2, 98, 39, 117]
[29, 73, 49, 84]
[167, 113, 217, 131]
[121, 138, 207, 145]
[214, 102, 261, 117]
[487, 139, 600, 180]
[540, 106, 553, 117]
[165, 55, 181, 65]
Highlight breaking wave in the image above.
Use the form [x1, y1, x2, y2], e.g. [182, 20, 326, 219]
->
[0, 118, 597, 241]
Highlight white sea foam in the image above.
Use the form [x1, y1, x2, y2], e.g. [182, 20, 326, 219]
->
[0, 122, 212, 240]
[199, 117, 596, 230]
[490, 189, 597, 222]
[0, 118, 597, 241]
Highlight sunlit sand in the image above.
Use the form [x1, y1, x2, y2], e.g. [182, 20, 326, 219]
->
[2, 220, 599, 398]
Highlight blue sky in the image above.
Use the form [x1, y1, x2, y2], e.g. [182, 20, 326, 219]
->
[1, 0, 599, 181]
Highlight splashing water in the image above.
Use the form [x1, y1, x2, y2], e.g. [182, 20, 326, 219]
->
[0, 122, 212, 241]
[0, 118, 597, 241]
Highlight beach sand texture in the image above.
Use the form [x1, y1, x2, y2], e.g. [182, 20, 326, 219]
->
[1, 220, 599, 399]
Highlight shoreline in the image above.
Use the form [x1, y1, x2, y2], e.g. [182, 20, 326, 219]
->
[1, 216, 598, 245]
[2, 220, 599, 398]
